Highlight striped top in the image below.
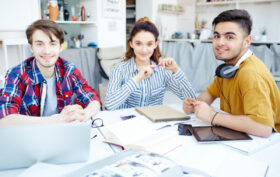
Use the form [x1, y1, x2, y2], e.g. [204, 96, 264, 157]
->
[104, 58, 196, 110]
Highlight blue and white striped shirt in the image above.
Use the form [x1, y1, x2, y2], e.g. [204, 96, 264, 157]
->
[104, 58, 196, 110]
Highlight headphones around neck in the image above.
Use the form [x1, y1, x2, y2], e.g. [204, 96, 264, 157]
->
[215, 50, 253, 79]
[215, 64, 239, 78]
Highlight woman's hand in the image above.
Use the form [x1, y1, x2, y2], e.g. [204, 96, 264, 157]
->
[133, 66, 153, 82]
[159, 58, 179, 73]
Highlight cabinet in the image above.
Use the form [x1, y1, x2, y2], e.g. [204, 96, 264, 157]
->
[40, 0, 125, 48]
[40, 0, 98, 48]
[126, 4, 136, 39]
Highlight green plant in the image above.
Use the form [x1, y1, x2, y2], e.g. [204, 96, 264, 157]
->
[261, 28, 266, 35]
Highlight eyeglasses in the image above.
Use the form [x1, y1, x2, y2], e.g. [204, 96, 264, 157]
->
[90, 117, 104, 139]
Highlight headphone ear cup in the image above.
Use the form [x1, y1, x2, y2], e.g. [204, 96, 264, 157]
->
[215, 64, 237, 78]
[215, 64, 227, 77]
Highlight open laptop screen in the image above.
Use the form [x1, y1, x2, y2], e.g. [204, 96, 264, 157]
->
[0, 122, 91, 170]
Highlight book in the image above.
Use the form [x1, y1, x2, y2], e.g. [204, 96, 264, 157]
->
[135, 105, 190, 122]
[103, 117, 181, 155]
[222, 132, 280, 154]
[64, 150, 210, 177]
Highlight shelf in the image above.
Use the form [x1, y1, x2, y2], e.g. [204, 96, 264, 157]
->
[126, 5, 135, 8]
[197, 0, 279, 6]
[55, 21, 97, 25]
[162, 39, 280, 44]
[158, 9, 184, 15]
[197, 1, 236, 6]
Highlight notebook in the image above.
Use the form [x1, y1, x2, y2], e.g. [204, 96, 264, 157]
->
[0, 122, 91, 170]
[135, 105, 190, 122]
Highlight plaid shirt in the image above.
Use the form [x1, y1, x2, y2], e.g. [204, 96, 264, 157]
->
[0, 57, 100, 118]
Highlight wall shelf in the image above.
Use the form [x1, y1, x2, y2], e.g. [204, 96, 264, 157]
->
[197, 0, 279, 6]
[55, 21, 97, 25]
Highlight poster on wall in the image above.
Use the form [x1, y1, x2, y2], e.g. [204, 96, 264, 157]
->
[102, 0, 122, 19]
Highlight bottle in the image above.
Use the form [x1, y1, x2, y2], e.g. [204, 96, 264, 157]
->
[48, 0, 59, 21]
[63, 4, 70, 21]
[81, 6, 86, 21]
[59, 6, 64, 21]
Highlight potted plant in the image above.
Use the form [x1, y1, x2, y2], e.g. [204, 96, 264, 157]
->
[261, 28, 267, 41]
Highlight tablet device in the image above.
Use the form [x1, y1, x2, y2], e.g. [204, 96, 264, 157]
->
[192, 126, 252, 142]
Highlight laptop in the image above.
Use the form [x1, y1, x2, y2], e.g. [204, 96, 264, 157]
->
[0, 122, 91, 170]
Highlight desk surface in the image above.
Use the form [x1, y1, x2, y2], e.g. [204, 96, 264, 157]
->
[1, 104, 279, 177]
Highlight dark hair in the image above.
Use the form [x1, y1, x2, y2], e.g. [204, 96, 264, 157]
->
[124, 17, 162, 63]
[212, 9, 252, 35]
[26, 19, 64, 44]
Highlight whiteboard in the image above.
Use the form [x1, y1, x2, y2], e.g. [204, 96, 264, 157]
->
[0, 0, 41, 31]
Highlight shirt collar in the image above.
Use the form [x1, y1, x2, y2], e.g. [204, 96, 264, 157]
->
[129, 58, 160, 73]
[235, 49, 253, 67]
[28, 57, 61, 85]
[129, 58, 138, 74]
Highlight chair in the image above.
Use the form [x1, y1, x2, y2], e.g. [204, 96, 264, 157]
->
[97, 46, 125, 79]
[98, 84, 107, 111]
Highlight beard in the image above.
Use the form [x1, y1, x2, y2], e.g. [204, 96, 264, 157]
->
[214, 44, 244, 63]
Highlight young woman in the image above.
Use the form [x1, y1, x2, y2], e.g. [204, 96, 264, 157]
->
[104, 17, 196, 110]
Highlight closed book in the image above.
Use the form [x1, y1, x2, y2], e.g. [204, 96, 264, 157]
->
[135, 105, 190, 122]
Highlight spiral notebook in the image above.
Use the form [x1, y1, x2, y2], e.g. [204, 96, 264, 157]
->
[135, 105, 190, 122]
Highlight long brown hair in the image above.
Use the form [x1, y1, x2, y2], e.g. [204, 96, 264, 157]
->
[124, 17, 162, 64]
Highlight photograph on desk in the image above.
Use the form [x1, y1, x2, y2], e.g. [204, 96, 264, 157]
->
[103, 117, 181, 155]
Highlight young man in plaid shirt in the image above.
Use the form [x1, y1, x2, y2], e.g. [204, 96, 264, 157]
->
[0, 20, 101, 126]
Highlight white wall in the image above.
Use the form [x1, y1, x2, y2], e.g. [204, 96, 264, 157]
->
[96, 0, 126, 48]
[0, 0, 40, 75]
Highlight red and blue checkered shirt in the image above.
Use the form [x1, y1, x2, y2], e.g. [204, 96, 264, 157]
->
[0, 57, 100, 118]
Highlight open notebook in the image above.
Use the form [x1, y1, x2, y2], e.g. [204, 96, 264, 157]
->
[0, 122, 91, 170]
[135, 105, 190, 122]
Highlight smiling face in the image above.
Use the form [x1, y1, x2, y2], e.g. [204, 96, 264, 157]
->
[212, 21, 251, 65]
[129, 31, 158, 65]
[29, 29, 62, 72]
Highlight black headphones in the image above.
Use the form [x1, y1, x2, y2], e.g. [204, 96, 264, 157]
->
[215, 50, 253, 79]
[215, 64, 239, 78]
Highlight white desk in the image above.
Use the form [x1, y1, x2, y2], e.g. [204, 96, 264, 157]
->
[0, 105, 279, 177]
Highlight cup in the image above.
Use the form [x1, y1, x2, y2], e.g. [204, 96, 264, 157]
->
[72, 16, 77, 21]
[75, 41, 81, 48]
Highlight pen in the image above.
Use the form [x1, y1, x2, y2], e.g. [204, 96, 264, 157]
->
[151, 64, 163, 69]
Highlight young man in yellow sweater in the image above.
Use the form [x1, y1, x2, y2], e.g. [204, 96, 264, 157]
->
[183, 9, 280, 137]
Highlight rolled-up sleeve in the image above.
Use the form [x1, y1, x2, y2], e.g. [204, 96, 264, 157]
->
[72, 68, 101, 107]
[0, 71, 23, 118]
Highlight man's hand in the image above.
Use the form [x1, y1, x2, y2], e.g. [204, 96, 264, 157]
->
[183, 98, 196, 114]
[194, 101, 216, 123]
[159, 58, 179, 73]
[58, 104, 87, 122]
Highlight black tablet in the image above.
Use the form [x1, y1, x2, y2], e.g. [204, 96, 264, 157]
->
[192, 126, 252, 142]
